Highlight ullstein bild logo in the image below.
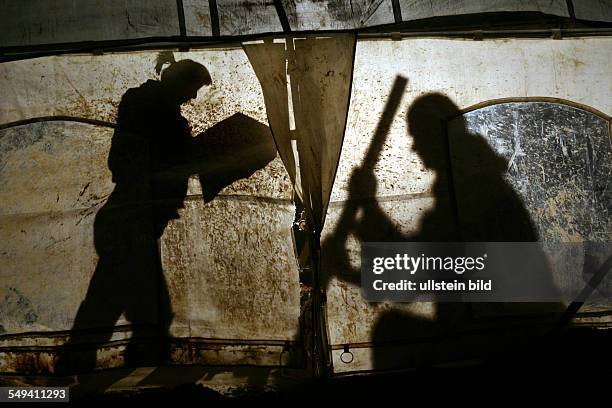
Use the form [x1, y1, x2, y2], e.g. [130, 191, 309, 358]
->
[361, 242, 612, 303]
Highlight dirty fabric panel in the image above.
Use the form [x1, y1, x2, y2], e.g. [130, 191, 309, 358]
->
[243, 41, 298, 194]
[330, 38, 612, 206]
[449, 102, 611, 243]
[0, 0, 181, 47]
[161, 198, 300, 340]
[156, 111, 300, 341]
[0, 121, 142, 334]
[183, 0, 213, 36]
[291, 34, 356, 230]
[322, 196, 461, 340]
[2, 39, 610, 128]
[572, 0, 612, 22]
[244, 34, 355, 232]
[0, 0, 577, 46]
[217, 0, 284, 35]
[0, 50, 268, 130]
[364, 0, 396, 26]
[449, 103, 612, 318]
[322, 37, 611, 374]
[398, 0, 569, 21]
[281, 0, 395, 30]
[323, 193, 469, 373]
[0, 47, 301, 370]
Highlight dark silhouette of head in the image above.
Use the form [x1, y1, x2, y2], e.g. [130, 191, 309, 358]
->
[407, 93, 459, 171]
[156, 52, 212, 104]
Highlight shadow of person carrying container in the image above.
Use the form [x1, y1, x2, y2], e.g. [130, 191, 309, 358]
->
[56, 53, 277, 384]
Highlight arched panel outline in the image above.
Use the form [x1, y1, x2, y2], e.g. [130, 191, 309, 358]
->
[457, 97, 611, 123]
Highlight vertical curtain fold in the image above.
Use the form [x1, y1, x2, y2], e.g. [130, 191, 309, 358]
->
[243, 33, 356, 235]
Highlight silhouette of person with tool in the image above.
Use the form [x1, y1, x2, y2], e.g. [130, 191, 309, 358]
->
[321, 86, 561, 371]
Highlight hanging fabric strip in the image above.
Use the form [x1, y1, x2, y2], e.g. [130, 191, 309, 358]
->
[243, 33, 356, 234]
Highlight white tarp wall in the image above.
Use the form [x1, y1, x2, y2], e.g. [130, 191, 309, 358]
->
[0, 35, 611, 375]
[323, 36, 612, 373]
[0, 49, 302, 373]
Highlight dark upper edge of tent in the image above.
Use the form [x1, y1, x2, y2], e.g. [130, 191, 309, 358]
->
[0, 0, 611, 62]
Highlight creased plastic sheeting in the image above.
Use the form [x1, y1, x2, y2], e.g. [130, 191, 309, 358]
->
[243, 34, 356, 233]
[573, 0, 612, 23]
[398, 0, 569, 21]
[0, 0, 181, 47]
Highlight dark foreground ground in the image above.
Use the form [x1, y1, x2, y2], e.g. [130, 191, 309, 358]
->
[2, 327, 611, 406]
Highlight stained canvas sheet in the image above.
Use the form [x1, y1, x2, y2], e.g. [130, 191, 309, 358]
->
[1, 0, 581, 50]
[322, 37, 612, 374]
[573, 0, 612, 22]
[0, 48, 301, 373]
[0, 0, 181, 47]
